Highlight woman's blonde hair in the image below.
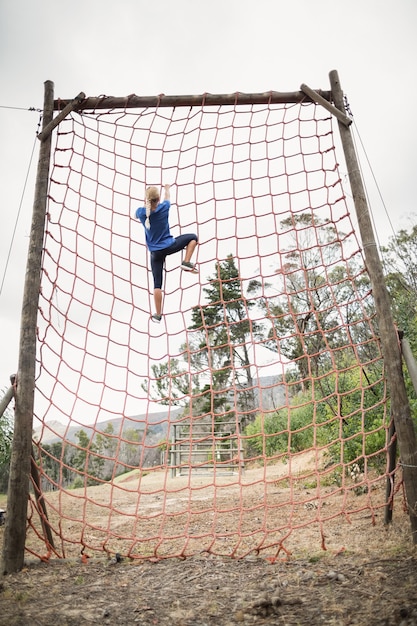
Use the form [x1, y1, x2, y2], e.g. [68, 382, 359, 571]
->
[144, 186, 160, 229]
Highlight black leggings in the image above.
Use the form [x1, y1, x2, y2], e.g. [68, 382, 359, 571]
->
[150, 233, 198, 289]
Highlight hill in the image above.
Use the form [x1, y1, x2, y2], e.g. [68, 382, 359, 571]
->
[32, 376, 285, 444]
[33, 408, 183, 444]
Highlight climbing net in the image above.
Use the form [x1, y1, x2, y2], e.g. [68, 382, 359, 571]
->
[27, 93, 398, 562]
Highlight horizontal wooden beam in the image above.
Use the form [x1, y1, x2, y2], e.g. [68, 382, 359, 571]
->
[53, 89, 332, 112]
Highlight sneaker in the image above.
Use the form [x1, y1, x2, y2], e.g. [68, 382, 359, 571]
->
[181, 261, 197, 273]
[151, 314, 162, 323]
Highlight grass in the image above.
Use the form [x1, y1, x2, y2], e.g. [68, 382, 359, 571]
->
[112, 468, 149, 484]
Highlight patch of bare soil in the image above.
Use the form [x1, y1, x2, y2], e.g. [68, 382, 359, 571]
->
[1, 453, 417, 625]
[1, 549, 416, 626]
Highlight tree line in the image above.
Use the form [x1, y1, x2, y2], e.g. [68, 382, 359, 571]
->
[34, 422, 164, 491]
[2, 214, 417, 492]
[143, 213, 389, 474]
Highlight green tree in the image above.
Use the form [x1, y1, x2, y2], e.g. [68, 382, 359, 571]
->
[382, 225, 417, 347]
[94, 423, 118, 480]
[120, 427, 142, 468]
[71, 429, 104, 486]
[143, 255, 264, 429]
[262, 213, 379, 389]
[245, 363, 386, 468]
[381, 224, 417, 430]
[142, 357, 195, 407]
[187, 255, 264, 427]
[39, 442, 63, 490]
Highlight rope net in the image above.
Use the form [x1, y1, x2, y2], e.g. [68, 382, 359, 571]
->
[27, 95, 398, 562]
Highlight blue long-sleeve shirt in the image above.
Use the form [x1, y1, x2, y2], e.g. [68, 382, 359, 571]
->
[135, 200, 176, 251]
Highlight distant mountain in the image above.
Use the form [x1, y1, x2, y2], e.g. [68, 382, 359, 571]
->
[255, 375, 286, 410]
[33, 408, 183, 444]
[33, 376, 286, 444]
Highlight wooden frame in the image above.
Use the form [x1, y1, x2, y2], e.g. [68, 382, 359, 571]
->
[3, 70, 416, 574]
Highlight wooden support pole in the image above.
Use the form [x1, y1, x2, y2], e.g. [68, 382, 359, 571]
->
[384, 415, 397, 525]
[0, 381, 55, 550]
[384, 332, 417, 524]
[300, 83, 352, 127]
[37, 91, 85, 141]
[400, 336, 417, 396]
[0, 384, 15, 419]
[30, 453, 55, 550]
[1, 80, 55, 574]
[329, 69, 417, 543]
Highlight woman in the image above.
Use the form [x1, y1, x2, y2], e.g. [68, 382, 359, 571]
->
[135, 184, 198, 323]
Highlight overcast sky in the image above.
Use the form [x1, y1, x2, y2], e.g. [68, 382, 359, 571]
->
[1, 0, 416, 401]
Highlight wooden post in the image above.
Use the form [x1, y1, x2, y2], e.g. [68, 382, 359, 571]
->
[1, 384, 55, 551]
[37, 91, 85, 141]
[30, 453, 55, 550]
[300, 83, 352, 127]
[329, 69, 417, 542]
[0, 383, 15, 419]
[1, 81, 55, 574]
[400, 336, 417, 396]
[384, 415, 397, 525]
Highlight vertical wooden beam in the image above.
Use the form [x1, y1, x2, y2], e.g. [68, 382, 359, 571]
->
[400, 336, 417, 396]
[384, 416, 397, 525]
[1, 80, 55, 574]
[329, 69, 417, 542]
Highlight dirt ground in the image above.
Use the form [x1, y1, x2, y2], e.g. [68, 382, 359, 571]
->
[1, 545, 416, 626]
[1, 454, 417, 625]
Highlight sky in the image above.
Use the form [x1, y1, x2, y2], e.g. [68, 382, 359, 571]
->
[1, 0, 416, 413]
